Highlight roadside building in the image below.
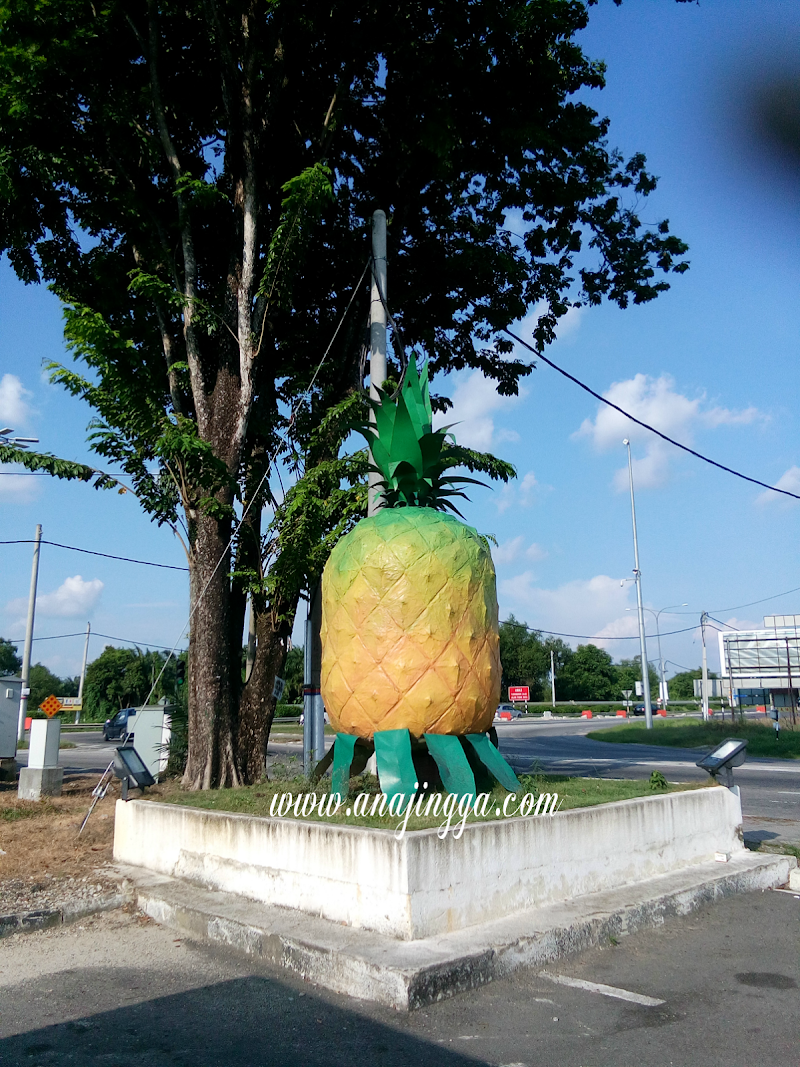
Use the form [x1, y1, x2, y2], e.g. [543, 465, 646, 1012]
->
[718, 615, 800, 710]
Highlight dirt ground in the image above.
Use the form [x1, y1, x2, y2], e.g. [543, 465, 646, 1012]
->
[0, 773, 164, 916]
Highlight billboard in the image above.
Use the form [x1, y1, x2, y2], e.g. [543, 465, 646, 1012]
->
[508, 686, 530, 702]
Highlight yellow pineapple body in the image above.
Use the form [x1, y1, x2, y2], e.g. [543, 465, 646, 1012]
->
[321, 507, 500, 739]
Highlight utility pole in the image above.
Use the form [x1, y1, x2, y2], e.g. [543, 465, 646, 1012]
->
[550, 650, 556, 707]
[75, 622, 91, 724]
[17, 524, 42, 743]
[368, 209, 387, 517]
[700, 612, 710, 722]
[623, 441, 653, 730]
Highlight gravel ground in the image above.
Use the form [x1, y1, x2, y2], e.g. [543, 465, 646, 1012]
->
[0, 870, 124, 917]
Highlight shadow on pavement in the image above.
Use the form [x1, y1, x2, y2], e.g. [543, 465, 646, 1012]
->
[0, 968, 487, 1067]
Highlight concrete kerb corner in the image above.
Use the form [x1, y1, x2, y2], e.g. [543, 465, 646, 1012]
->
[0, 885, 134, 942]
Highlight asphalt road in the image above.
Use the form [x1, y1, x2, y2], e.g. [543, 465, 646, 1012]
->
[33, 720, 800, 846]
[0, 889, 797, 1067]
[492, 717, 800, 846]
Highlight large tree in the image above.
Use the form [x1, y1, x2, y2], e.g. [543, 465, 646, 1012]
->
[556, 643, 617, 701]
[0, 0, 688, 787]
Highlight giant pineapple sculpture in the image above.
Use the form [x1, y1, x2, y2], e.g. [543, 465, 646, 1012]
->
[321, 361, 517, 800]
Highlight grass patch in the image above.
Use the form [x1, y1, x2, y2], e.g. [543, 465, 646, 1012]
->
[153, 770, 703, 833]
[587, 717, 800, 759]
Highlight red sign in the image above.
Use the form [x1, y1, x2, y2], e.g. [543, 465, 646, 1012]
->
[508, 686, 530, 703]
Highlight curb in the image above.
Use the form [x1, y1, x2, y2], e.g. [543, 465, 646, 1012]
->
[0, 888, 132, 941]
[120, 852, 795, 1011]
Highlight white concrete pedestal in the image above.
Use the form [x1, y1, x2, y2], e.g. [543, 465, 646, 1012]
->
[18, 718, 62, 800]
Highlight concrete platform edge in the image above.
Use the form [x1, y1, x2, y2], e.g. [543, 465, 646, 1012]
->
[119, 852, 795, 1011]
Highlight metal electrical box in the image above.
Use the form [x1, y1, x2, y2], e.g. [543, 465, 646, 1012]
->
[130, 705, 172, 781]
[0, 677, 21, 759]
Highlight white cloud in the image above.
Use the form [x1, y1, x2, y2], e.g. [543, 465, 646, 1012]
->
[493, 535, 525, 565]
[575, 373, 761, 491]
[0, 467, 40, 502]
[496, 469, 546, 514]
[434, 371, 526, 450]
[498, 572, 637, 646]
[0, 374, 33, 428]
[756, 466, 800, 507]
[492, 537, 548, 566]
[5, 575, 104, 620]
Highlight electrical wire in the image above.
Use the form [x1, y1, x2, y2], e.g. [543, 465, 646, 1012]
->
[0, 539, 188, 571]
[6, 629, 187, 651]
[500, 618, 697, 641]
[503, 327, 800, 502]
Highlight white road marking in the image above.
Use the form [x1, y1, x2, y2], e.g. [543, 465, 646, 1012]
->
[777, 790, 800, 795]
[539, 971, 665, 1007]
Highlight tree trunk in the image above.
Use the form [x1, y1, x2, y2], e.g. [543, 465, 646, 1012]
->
[236, 597, 296, 784]
[182, 511, 240, 789]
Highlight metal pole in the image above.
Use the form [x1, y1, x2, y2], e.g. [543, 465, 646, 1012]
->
[368, 209, 387, 517]
[786, 637, 797, 727]
[244, 596, 256, 683]
[550, 649, 556, 706]
[654, 611, 667, 711]
[17, 523, 42, 743]
[303, 585, 324, 776]
[303, 612, 313, 776]
[623, 441, 653, 730]
[75, 622, 91, 724]
[700, 613, 710, 722]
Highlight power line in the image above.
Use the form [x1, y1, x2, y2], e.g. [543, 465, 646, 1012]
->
[504, 327, 800, 502]
[6, 629, 186, 652]
[500, 618, 697, 641]
[0, 539, 188, 571]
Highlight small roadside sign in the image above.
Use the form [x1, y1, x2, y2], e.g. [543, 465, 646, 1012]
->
[508, 686, 530, 702]
[40, 694, 63, 718]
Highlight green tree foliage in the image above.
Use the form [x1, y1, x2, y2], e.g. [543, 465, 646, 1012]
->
[498, 616, 571, 701]
[616, 656, 660, 701]
[0, 638, 22, 676]
[83, 645, 178, 721]
[556, 644, 618, 701]
[27, 663, 78, 716]
[0, 0, 689, 786]
[667, 667, 716, 700]
[282, 645, 304, 704]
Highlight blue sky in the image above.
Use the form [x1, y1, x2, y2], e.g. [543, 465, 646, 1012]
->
[2, 0, 799, 681]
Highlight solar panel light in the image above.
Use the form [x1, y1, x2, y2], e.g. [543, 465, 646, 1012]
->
[114, 743, 156, 800]
[696, 737, 748, 789]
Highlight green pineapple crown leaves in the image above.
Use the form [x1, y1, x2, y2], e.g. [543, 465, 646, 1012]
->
[358, 357, 485, 516]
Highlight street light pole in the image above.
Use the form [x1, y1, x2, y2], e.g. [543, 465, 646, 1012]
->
[629, 603, 688, 709]
[622, 440, 653, 730]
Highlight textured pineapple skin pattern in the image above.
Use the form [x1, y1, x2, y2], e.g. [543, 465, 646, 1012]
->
[321, 507, 501, 739]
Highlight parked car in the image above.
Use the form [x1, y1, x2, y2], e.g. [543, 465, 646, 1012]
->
[103, 707, 137, 741]
[494, 703, 523, 721]
[633, 703, 646, 716]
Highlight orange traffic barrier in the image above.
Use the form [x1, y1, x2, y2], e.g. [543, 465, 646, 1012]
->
[616, 709, 627, 717]
[581, 710, 592, 719]
[656, 708, 667, 717]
